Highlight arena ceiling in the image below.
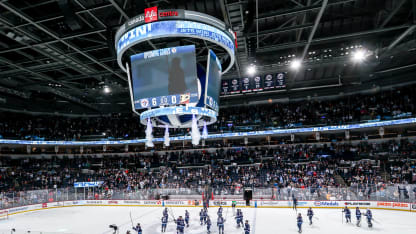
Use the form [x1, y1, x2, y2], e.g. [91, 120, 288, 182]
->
[0, 0, 415, 114]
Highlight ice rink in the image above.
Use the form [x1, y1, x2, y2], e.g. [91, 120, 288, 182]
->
[0, 206, 415, 234]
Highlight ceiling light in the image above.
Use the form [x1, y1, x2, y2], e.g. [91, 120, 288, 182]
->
[351, 49, 367, 63]
[290, 59, 301, 70]
[103, 86, 111, 94]
[247, 65, 256, 76]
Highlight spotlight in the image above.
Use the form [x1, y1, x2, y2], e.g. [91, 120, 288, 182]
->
[103, 86, 111, 94]
[246, 65, 256, 76]
[290, 59, 301, 70]
[351, 49, 366, 62]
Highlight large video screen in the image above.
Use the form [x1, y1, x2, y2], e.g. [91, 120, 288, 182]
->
[205, 50, 222, 112]
[129, 45, 199, 109]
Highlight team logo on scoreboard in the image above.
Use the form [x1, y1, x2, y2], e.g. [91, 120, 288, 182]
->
[180, 93, 190, 104]
[144, 6, 158, 23]
[140, 98, 149, 107]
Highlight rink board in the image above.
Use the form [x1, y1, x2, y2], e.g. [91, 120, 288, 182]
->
[1, 199, 415, 218]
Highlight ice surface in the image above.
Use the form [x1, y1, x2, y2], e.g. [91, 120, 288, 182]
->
[0, 206, 414, 234]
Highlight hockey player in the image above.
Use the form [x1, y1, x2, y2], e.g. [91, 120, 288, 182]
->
[217, 205, 223, 216]
[244, 220, 250, 234]
[163, 208, 169, 218]
[206, 216, 212, 233]
[132, 223, 142, 234]
[161, 215, 168, 232]
[307, 207, 314, 225]
[293, 195, 298, 211]
[217, 214, 225, 234]
[185, 210, 190, 227]
[355, 207, 362, 227]
[364, 208, 373, 228]
[200, 209, 205, 225]
[236, 209, 244, 227]
[204, 208, 209, 224]
[176, 216, 185, 234]
[297, 213, 303, 233]
[343, 206, 351, 223]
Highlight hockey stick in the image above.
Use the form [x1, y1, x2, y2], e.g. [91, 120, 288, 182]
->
[168, 207, 176, 221]
[129, 211, 134, 227]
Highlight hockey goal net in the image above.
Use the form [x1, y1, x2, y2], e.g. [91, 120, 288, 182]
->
[0, 210, 8, 220]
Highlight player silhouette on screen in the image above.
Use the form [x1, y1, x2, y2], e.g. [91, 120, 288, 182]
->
[168, 57, 187, 95]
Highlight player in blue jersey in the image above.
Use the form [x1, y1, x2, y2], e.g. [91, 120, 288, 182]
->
[236, 209, 244, 227]
[161, 215, 168, 232]
[343, 206, 351, 223]
[163, 208, 169, 218]
[185, 210, 190, 227]
[355, 207, 361, 227]
[217, 214, 225, 234]
[217, 206, 223, 216]
[132, 223, 142, 234]
[203, 208, 208, 224]
[206, 216, 212, 233]
[293, 195, 298, 211]
[364, 208, 373, 228]
[200, 209, 205, 225]
[307, 207, 314, 225]
[244, 220, 250, 234]
[176, 216, 185, 234]
[297, 213, 303, 233]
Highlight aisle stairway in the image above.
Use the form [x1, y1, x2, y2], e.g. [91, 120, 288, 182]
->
[334, 174, 347, 186]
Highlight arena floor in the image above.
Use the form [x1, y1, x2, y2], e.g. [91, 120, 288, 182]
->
[0, 206, 414, 234]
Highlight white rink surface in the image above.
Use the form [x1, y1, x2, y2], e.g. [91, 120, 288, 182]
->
[0, 206, 415, 234]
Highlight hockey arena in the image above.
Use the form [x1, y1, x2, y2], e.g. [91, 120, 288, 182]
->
[0, 206, 415, 234]
[1, 0, 416, 234]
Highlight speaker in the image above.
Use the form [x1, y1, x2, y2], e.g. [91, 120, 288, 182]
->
[58, 0, 82, 31]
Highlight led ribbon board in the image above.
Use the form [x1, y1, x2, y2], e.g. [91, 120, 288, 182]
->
[0, 118, 415, 145]
[115, 10, 236, 74]
[139, 106, 218, 128]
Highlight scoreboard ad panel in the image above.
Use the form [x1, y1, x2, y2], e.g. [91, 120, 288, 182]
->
[205, 50, 222, 112]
